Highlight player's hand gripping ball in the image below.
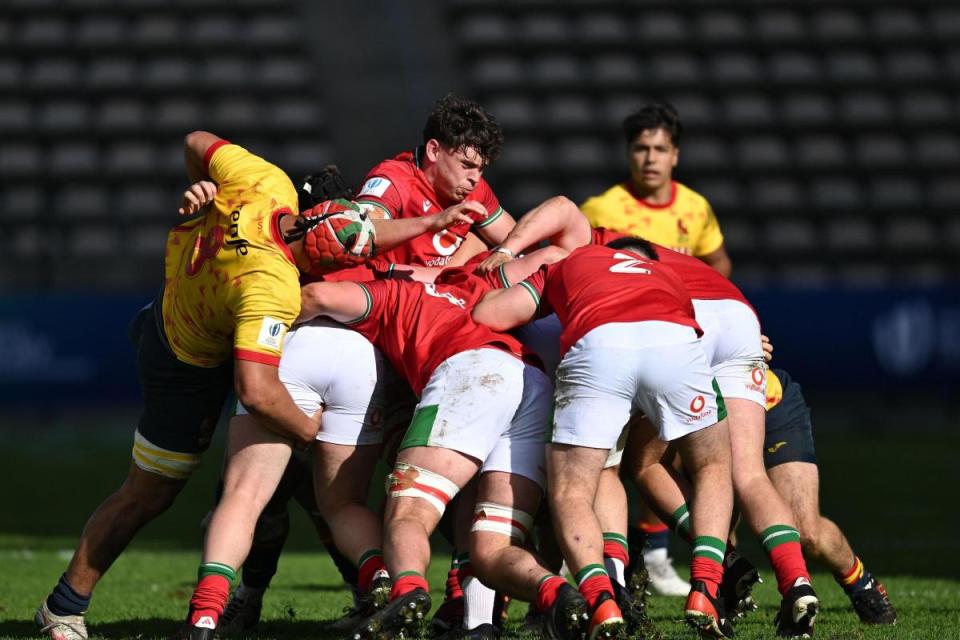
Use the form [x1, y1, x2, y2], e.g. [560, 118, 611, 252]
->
[302, 199, 376, 276]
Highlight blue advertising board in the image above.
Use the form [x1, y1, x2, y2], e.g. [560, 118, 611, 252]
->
[0, 287, 957, 409]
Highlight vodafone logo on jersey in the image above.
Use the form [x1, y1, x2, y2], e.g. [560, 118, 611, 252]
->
[746, 365, 766, 394]
[432, 229, 463, 257]
[689, 395, 705, 413]
[752, 367, 765, 385]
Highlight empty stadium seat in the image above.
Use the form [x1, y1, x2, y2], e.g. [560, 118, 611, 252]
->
[543, 95, 595, 128]
[710, 53, 763, 84]
[915, 133, 960, 166]
[809, 177, 863, 209]
[106, 142, 156, 175]
[750, 178, 803, 210]
[854, 134, 906, 168]
[56, 186, 108, 218]
[519, 13, 570, 45]
[50, 143, 100, 176]
[118, 184, 170, 218]
[589, 54, 642, 88]
[577, 13, 628, 45]
[840, 92, 893, 125]
[738, 135, 789, 169]
[30, 58, 80, 89]
[143, 58, 193, 88]
[485, 95, 537, 129]
[203, 58, 250, 88]
[212, 97, 260, 129]
[503, 180, 561, 215]
[764, 218, 817, 250]
[795, 135, 848, 168]
[3, 186, 44, 219]
[696, 10, 748, 43]
[553, 138, 607, 172]
[929, 6, 960, 39]
[694, 179, 742, 212]
[825, 216, 877, 250]
[723, 93, 775, 126]
[458, 14, 513, 46]
[471, 56, 525, 88]
[38, 101, 90, 132]
[754, 9, 807, 42]
[0, 59, 19, 89]
[70, 227, 118, 257]
[870, 7, 925, 41]
[718, 219, 757, 252]
[680, 136, 725, 170]
[812, 8, 865, 41]
[19, 17, 68, 47]
[133, 15, 180, 46]
[650, 53, 702, 85]
[636, 11, 688, 43]
[768, 52, 821, 84]
[0, 144, 41, 176]
[154, 99, 203, 131]
[928, 178, 960, 206]
[827, 51, 880, 82]
[87, 58, 138, 89]
[0, 101, 31, 133]
[899, 90, 951, 124]
[195, 16, 239, 45]
[885, 50, 938, 82]
[530, 54, 583, 87]
[247, 16, 299, 43]
[98, 99, 147, 131]
[267, 99, 323, 131]
[259, 58, 307, 88]
[884, 217, 935, 251]
[780, 92, 836, 126]
[496, 138, 548, 172]
[868, 177, 922, 208]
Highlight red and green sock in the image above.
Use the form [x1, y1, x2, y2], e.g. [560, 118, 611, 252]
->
[602, 532, 629, 587]
[760, 524, 810, 596]
[356, 549, 388, 593]
[535, 574, 567, 613]
[390, 571, 428, 600]
[188, 562, 236, 627]
[574, 564, 615, 609]
[667, 504, 694, 544]
[691, 536, 726, 597]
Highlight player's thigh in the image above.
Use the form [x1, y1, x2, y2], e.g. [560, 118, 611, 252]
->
[312, 440, 381, 508]
[552, 336, 636, 450]
[134, 305, 233, 480]
[629, 329, 722, 442]
[482, 364, 552, 489]
[546, 443, 609, 501]
[400, 349, 524, 462]
[222, 414, 294, 502]
[726, 398, 768, 479]
[693, 299, 766, 407]
[623, 415, 671, 476]
[768, 462, 821, 534]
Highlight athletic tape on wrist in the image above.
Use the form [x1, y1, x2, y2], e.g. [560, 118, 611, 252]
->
[470, 501, 534, 541]
[385, 462, 459, 515]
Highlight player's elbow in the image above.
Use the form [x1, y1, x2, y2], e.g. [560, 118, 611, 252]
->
[298, 283, 328, 323]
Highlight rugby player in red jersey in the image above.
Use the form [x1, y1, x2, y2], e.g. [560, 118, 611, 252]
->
[478, 202, 822, 637]
[472, 244, 736, 640]
[357, 94, 516, 269]
[295, 276, 575, 640]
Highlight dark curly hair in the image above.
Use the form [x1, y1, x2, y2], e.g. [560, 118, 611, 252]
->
[422, 93, 504, 165]
[622, 100, 683, 147]
[604, 236, 660, 260]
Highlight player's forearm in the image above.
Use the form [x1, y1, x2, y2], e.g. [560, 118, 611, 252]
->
[371, 217, 434, 253]
[235, 371, 317, 446]
[498, 196, 591, 255]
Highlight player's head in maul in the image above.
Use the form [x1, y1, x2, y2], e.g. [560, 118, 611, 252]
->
[420, 93, 504, 205]
[297, 164, 356, 213]
[623, 100, 682, 195]
[605, 235, 660, 261]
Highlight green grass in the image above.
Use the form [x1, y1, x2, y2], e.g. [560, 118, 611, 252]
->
[1, 412, 959, 639]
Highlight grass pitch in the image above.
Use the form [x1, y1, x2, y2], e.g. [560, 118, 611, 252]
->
[1, 411, 958, 639]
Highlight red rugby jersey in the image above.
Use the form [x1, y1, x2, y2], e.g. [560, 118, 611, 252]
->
[345, 279, 524, 396]
[357, 150, 504, 267]
[519, 244, 701, 357]
[433, 250, 506, 293]
[590, 227, 751, 309]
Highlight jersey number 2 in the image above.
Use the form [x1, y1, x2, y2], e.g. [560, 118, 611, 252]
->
[609, 252, 651, 275]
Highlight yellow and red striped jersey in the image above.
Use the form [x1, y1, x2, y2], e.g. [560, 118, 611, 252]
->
[580, 181, 724, 257]
[162, 142, 301, 368]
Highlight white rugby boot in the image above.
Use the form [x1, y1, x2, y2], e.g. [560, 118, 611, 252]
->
[645, 548, 691, 597]
[35, 600, 88, 640]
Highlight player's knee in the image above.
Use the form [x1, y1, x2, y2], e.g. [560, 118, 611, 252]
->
[386, 461, 459, 518]
[794, 517, 822, 554]
[469, 502, 534, 575]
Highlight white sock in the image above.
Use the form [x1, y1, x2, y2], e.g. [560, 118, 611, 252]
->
[644, 546, 668, 565]
[462, 574, 497, 630]
[604, 557, 626, 587]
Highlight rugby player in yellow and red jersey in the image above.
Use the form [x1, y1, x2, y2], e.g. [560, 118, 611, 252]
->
[35, 132, 476, 640]
[580, 100, 732, 279]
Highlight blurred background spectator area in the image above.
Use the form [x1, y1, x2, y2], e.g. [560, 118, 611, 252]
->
[1, 0, 958, 289]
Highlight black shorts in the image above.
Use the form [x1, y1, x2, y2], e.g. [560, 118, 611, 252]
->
[763, 368, 817, 469]
[130, 300, 233, 477]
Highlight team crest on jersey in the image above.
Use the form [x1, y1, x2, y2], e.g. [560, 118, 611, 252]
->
[358, 177, 391, 198]
[256, 317, 288, 349]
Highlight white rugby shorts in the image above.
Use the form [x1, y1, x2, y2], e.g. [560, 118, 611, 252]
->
[693, 299, 766, 408]
[401, 348, 551, 488]
[552, 321, 723, 447]
[236, 318, 388, 445]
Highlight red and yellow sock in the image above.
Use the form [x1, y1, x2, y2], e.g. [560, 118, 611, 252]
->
[836, 555, 874, 594]
[760, 525, 810, 596]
